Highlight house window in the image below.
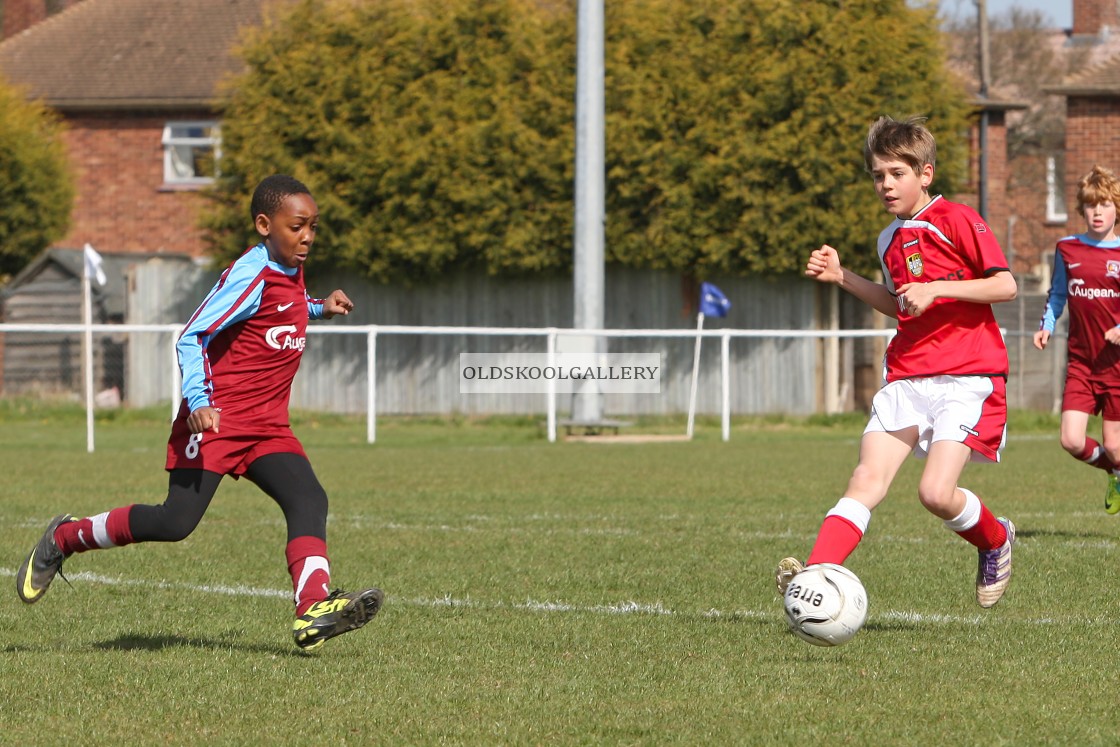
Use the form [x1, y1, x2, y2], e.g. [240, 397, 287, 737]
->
[1046, 154, 1068, 224]
[162, 121, 220, 186]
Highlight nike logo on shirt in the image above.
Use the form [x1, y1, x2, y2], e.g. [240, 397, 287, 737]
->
[277, 302, 295, 311]
[1068, 263, 1081, 269]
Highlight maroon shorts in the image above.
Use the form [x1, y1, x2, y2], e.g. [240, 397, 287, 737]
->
[165, 416, 307, 477]
[1062, 362, 1120, 421]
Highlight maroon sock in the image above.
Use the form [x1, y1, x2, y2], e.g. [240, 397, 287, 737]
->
[1078, 438, 1117, 472]
[54, 506, 135, 556]
[286, 536, 331, 616]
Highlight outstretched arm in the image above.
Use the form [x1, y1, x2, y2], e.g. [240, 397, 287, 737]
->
[806, 244, 899, 318]
[308, 289, 355, 320]
[320, 289, 354, 319]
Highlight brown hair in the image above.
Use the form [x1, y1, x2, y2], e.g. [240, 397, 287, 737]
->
[863, 115, 937, 175]
[1076, 165, 1120, 213]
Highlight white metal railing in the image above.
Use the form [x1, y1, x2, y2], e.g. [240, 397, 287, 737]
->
[0, 322, 900, 450]
[5, 323, 1059, 449]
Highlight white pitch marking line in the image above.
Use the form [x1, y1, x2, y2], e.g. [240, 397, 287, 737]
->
[1, 567, 1112, 626]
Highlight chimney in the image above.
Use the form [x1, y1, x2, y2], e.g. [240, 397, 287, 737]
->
[2, 0, 48, 39]
[1073, 0, 1120, 36]
[2, 0, 85, 40]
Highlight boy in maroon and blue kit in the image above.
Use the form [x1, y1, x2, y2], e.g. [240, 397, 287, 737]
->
[1034, 165, 1120, 513]
[16, 174, 382, 652]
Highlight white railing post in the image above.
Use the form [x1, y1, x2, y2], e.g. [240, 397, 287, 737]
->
[547, 328, 557, 443]
[82, 274, 95, 453]
[721, 330, 731, 442]
[170, 329, 181, 422]
[367, 328, 378, 444]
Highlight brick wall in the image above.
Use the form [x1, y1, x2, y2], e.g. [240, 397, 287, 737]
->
[959, 111, 1020, 266]
[1064, 97, 1120, 219]
[983, 111, 1011, 256]
[60, 111, 212, 256]
[1074, 0, 1119, 36]
[957, 110, 1072, 286]
[1006, 152, 1072, 278]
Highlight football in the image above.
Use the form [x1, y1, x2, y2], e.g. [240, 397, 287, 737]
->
[782, 563, 868, 647]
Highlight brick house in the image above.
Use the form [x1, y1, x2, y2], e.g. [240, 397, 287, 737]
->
[0, 0, 264, 395]
[1047, 0, 1120, 249]
[986, 0, 1120, 288]
[0, 0, 267, 257]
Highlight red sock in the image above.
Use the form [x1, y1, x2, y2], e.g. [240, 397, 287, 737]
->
[806, 515, 864, 566]
[1077, 438, 1116, 472]
[954, 504, 1007, 551]
[286, 536, 331, 616]
[54, 507, 135, 556]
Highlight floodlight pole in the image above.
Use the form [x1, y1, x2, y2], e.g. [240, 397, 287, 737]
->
[571, 0, 605, 423]
[977, 0, 991, 218]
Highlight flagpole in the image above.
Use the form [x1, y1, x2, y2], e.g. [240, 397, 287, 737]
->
[686, 311, 704, 439]
[83, 267, 95, 453]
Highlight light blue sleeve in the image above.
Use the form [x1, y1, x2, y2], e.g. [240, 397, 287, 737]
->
[1038, 254, 1067, 333]
[307, 290, 325, 321]
[176, 259, 267, 412]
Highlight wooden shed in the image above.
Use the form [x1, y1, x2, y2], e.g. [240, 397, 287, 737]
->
[0, 247, 186, 398]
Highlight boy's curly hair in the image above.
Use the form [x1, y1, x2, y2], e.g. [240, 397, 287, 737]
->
[250, 175, 311, 222]
[1076, 165, 1120, 213]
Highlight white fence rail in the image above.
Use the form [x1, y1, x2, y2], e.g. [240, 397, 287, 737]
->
[0, 323, 1064, 450]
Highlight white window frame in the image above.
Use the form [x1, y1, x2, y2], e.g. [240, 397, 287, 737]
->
[162, 121, 221, 186]
[1046, 154, 1068, 224]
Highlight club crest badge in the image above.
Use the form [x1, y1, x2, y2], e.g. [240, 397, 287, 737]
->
[1107, 260, 1120, 279]
[906, 252, 924, 277]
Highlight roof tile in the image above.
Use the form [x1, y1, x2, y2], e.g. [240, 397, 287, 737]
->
[0, 0, 271, 109]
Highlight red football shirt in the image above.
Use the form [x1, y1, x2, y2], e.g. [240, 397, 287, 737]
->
[876, 196, 1010, 381]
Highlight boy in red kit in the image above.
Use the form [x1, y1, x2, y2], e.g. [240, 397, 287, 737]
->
[1034, 165, 1120, 513]
[777, 116, 1018, 608]
[16, 174, 383, 651]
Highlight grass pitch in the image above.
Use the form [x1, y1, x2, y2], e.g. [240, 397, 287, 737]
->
[0, 405, 1116, 745]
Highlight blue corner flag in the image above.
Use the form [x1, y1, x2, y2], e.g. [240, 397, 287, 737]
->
[699, 282, 731, 318]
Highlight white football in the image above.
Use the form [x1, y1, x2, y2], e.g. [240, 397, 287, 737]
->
[783, 563, 868, 647]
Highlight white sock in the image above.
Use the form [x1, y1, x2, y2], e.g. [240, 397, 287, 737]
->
[943, 487, 981, 532]
[825, 496, 872, 534]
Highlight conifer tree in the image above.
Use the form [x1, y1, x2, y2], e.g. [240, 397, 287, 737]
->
[206, 0, 968, 281]
[0, 78, 73, 280]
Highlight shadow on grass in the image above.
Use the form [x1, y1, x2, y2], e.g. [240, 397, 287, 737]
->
[92, 632, 302, 657]
[1015, 527, 1115, 540]
[704, 612, 779, 627]
[862, 620, 920, 634]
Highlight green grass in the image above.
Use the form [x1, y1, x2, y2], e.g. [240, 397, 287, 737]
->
[0, 406, 1115, 744]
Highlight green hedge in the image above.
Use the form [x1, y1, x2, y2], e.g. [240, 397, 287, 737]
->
[203, 0, 968, 282]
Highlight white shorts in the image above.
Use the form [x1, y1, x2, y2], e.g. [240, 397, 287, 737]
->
[864, 375, 1007, 463]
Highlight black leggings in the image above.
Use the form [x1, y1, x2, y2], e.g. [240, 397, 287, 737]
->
[128, 453, 329, 543]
